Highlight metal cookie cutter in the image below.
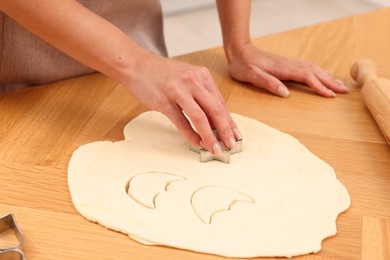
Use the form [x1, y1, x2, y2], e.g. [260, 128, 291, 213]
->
[190, 129, 242, 163]
[0, 214, 25, 260]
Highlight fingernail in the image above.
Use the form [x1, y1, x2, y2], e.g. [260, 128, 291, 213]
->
[228, 137, 236, 150]
[336, 79, 349, 92]
[233, 128, 242, 141]
[276, 86, 290, 98]
[336, 79, 344, 85]
[329, 89, 336, 97]
[212, 142, 223, 155]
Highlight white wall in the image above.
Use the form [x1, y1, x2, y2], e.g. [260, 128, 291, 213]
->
[160, 0, 215, 15]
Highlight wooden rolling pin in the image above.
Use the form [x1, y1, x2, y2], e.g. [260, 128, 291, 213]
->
[350, 59, 390, 146]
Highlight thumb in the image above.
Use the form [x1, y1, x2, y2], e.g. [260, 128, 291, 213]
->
[251, 67, 290, 98]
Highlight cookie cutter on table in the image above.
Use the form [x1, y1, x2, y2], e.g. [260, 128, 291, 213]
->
[0, 213, 25, 260]
[190, 129, 242, 163]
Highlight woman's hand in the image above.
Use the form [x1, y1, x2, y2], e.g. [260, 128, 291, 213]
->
[216, 0, 348, 98]
[0, 1, 241, 155]
[227, 43, 349, 98]
[124, 55, 242, 154]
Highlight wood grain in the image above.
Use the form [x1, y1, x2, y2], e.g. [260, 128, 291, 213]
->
[362, 216, 390, 260]
[351, 59, 390, 146]
[1, 8, 390, 260]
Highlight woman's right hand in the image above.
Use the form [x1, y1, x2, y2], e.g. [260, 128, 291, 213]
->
[0, 1, 241, 154]
[124, 55, 242, 154]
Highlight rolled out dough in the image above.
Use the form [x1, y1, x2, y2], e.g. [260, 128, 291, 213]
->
[68, 111, 350, 258]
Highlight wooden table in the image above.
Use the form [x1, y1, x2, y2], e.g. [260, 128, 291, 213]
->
[1, 7, 390, 260]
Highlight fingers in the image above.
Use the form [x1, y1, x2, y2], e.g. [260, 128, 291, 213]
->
[196, 92, 238, 151]
[162, 66, 241, 155]
[287, 63, 350, 97]
[178, 98, 224, 154]
[310, 65, 349, 94]
[163, 98, 240, 155]
[296, 61, 349, 92]
[197, 70, 243, 142]
[249, 62, 349, 98]
[128, 56, 242, 155]
[227, 45, 348, 98]
[178, 85, 240, 155]
[247, 66, 290, 97]
[161, 103, 203, 148]
[289, 68, 337, 97]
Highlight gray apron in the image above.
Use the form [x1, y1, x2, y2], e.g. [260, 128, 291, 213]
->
[0, 0, 167, 92]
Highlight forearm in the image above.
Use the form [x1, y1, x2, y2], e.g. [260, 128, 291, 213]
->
[0, 0, 242, 153]
[216, 0, 251, 62]
[0, 0, 153, 86]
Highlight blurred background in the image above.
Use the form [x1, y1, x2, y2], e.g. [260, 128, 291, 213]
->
[161, 0, 390, 57]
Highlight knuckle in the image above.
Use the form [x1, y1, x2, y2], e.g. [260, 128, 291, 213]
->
[301, 70, 315, 80]
[300, 60, 312, 67]
[218, 126, 232, 139]
[151, 95, 168, 112]
[244, 65, 259, 81]
[198, 66, 210, 77]
[304, 75, 321, 90]
[181, 73, 200, 92]
[275, 66, 291, 79]
[247, 64, 258, 74]
[227, 116, 236, 128]
[182, 71, 196, 82]
[177, 117, 192, 132]
[157, 102, 173, 116]
[174, 91, 188, 104]
[187, 130, 200, 144]
[191, 112, 207, 125]
[202, 133, 217, 147]
[213, 102, 226, 114]
[273, 59, 285, 67]
[165, 81, 188, 103]
[166, 80, 180, 93]
[181, 67, 211, 87]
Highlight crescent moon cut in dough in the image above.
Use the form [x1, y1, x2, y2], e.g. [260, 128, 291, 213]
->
[68, 111, 350, 258]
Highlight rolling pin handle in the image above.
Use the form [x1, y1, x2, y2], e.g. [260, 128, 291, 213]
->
[350, 59, 378, 86]
[350, 59, 390, 147]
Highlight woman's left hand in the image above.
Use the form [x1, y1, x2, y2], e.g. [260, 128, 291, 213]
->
[226, 43, 349, 98]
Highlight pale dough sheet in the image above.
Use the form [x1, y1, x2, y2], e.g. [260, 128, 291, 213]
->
[68, 111, 350, 258]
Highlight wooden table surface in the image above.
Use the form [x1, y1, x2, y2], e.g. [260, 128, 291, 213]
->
[1, 7, 390, 260]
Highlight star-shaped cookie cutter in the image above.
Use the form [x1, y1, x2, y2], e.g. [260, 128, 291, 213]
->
[0, 213, 25, 260]
[190, 130, 242, 163]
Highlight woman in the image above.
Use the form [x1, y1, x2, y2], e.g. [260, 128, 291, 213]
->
[0, 0, 348, 155]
